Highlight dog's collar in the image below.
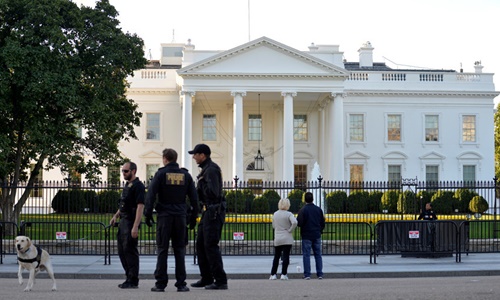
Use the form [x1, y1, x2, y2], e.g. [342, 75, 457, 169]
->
[17, 246, 42, 268]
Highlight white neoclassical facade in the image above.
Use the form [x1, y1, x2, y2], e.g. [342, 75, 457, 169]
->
[48, 37, 499, 184]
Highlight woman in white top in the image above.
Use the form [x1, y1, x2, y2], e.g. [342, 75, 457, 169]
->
[269, 198, 298, 280]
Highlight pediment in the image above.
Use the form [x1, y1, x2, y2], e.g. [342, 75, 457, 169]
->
[457, 151, 483, 160]
[178, 36, 349, 78]
[382, 151, 408, 160]
[345, 151, 370, 160]
[139, 150, 162, 159]
[419, 151, 446, 160]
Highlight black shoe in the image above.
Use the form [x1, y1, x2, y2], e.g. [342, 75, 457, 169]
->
[118, 281, 128, 288]
[177, 285, 190, 292]
[205, 283, 228, 290]
[119, 282, 138, 289]
[151, 285, 165, 292]
[191, 280, 212, 288]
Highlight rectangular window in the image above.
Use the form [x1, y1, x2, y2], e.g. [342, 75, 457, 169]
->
[203, 114, 217, 141]
[388, 165, 401, 183]
[350, 164, 364, 182]
[294, 164, 307, 187]
[387, 114, 401, 142]
[425, 115, 439, 142]
[293, 115, 308, 141]
[29, 164, 43, 198]
[462, 115, 476, 142]
[463, 165, 476, 183]
[146, 113, 160, 140]
[146, 164, 160, 183]
[107, 165, 120, 186]
[349, 114, 364, 142]
[425, 165, 439, 183]
[248, 114, 262, 141]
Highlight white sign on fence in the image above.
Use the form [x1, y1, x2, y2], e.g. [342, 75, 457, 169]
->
[408, 230, 420, 239]
[233, 232, 244, 241]
[56, 232, 67, 240]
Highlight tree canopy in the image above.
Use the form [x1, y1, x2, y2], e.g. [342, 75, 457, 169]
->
[0, 0, 147, 222]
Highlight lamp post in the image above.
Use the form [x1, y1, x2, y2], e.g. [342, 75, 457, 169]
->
[254, 94, 264, 170]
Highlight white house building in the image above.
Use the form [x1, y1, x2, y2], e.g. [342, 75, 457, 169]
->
[45, 36, 498, 185]
[120, 37, 499, 184]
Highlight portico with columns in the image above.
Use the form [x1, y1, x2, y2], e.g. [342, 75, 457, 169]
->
[177, 37, 349, 182]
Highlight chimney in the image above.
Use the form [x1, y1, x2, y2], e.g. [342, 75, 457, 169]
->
[308, 42, 319, 51]
[474, 61, 483, 74]
[358, 41, 374, 68]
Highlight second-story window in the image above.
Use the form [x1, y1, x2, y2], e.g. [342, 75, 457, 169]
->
[349, 114, 364, 142]
[294, 114, 308, 141]
[425, 115, 439, 142]
[462, 115, 476, 142]
[203, 114, 217, 141]
[387, 114, 401, 142]
[146, 113, 160, 140]
[248, 114, 262, 141]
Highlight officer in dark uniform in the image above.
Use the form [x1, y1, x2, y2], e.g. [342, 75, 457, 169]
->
[109, 161, 145, 289]
[144, 148, 198, 292]
[418, 202, 438, 251]
[188, 144, 228, 290]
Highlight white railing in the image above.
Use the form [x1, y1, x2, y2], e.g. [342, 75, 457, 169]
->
[140, 70, 168, 79]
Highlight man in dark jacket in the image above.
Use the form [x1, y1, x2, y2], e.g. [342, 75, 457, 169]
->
[144, 148, 198, 292]
[188, 143, 228, 290]
[297, 192, 325, 280]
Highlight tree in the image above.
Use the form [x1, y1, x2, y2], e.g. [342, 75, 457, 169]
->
[0, 0, 147, 226]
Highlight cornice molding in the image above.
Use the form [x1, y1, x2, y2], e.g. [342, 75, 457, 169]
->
[345, 90, 500, 98]
[179, 73, 347, 79]
[127, 89, 178, 95]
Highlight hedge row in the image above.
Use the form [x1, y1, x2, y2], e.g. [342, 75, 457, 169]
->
[325, 188, 489, 214]
[51, 188, 489, 215]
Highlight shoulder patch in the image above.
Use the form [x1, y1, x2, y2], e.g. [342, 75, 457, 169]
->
[166, 173, 185, 185]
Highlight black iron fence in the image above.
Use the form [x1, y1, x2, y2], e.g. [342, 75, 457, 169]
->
[1, 179, 499, 263]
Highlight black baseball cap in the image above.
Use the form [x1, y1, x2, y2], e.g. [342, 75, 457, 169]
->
[188, 143, 211, 155]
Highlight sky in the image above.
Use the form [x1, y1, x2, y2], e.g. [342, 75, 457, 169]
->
[74, 0, 500, 103]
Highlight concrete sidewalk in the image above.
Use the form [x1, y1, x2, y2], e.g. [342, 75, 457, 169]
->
[1, 253, 500, 280]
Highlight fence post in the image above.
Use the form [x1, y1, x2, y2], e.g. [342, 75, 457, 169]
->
[318, 175, 323, 213]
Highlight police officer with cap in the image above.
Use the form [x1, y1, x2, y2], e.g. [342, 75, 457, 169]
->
[144, 148, 199, 292]
[188, 144, 228, 290]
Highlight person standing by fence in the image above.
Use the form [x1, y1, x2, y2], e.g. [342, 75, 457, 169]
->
[269, 198, 297, 280]
[188, 144, 228, 290]
[297, 192, 325, 280]
[144, 148, 198, 293]
[109, 162, 145, 289]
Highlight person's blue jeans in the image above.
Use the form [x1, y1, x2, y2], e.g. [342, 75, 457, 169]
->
[301, 238, 323, 278]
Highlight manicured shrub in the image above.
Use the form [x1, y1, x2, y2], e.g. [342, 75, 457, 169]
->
[381, 190, 399, 213]
[97, 190, 121, 213]
[469, 195, 489, 213]
[287, 189, 304, 213]
[225, 190, 252, 213]
[368, 191, 383, 213]
[261, 190, 281, 213]
[325, 190, 347, 213]
[252, 195, 269, 214]
[51, 189, 86, 213]
[454, 189, 477, 213]
[398, 190, 417, 214]
[348, 190, 369, 213]
[430, 190, 456, 214]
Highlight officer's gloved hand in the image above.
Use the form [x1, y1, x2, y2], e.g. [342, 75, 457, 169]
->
[145, 216, 155, 227]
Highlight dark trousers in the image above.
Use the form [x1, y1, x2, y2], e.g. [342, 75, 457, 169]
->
[271, 244, 292, 275]
[117, 217, 139, 285]
[154, 215, 187, 288]
[196, 210, 227, 285]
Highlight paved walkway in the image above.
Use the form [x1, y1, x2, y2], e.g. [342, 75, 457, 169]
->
[2, 253, 500, 280]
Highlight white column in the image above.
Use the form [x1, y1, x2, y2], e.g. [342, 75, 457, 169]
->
[329, 93, 345, 181]
[282, 92, 296, 182]
[181, 91, 195, 171]
[231, 91, 246, 181]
